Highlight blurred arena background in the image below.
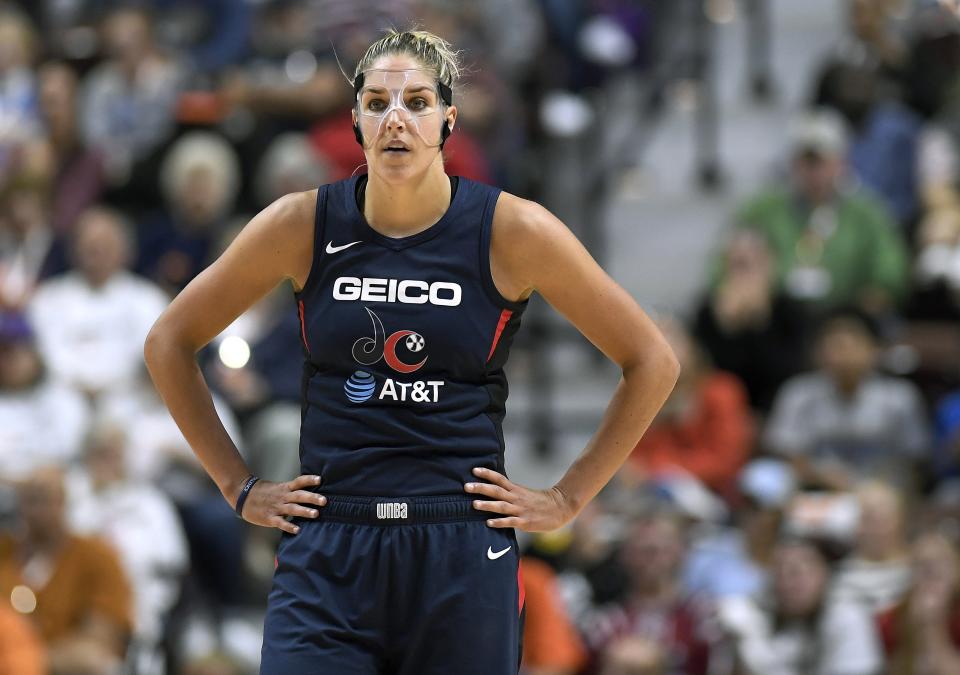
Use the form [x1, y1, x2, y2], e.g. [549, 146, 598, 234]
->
[2, 0, 960, 673]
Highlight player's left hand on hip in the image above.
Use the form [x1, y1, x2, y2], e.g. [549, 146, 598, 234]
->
[465, 467, 574, 532]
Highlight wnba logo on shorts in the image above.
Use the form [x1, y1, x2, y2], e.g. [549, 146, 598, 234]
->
[376, 502, 408, 519]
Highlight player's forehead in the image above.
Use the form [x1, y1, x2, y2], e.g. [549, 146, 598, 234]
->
[359, 67, 439, 94]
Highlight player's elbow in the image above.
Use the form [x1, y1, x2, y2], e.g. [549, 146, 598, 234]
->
[143, 312, 192, 375]
[624, 340, 681, 394]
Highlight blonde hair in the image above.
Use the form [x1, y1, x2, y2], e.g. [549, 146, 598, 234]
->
[354, 29, 461, 88]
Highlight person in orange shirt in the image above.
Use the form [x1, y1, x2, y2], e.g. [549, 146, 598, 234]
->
[0, 604, 46, 675]
[629, 318, 753, 497]
[520, 556, 587, 675]
[0, 467, 132, 675]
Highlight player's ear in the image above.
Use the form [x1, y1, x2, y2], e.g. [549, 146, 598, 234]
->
[445, 105, 457, 133]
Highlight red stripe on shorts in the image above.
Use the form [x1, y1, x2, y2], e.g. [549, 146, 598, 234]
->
[486, 309, 513, 363]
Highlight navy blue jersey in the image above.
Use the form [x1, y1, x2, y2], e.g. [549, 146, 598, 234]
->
[293, 175, 527, 496]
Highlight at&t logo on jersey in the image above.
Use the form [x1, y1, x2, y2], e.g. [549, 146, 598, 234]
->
[342, 308, 445, 405]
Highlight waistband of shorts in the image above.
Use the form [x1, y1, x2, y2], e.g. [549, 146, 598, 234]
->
[317, 494, 490, 525]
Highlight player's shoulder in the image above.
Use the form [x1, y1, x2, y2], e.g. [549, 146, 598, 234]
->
[491, 191, 564, 246]
[251, 189, 319, 247]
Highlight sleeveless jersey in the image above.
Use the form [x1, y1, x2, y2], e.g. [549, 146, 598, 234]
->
[294, 175, 527, 496]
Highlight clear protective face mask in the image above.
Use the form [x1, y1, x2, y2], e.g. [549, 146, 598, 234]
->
[354, 68, 451, 150]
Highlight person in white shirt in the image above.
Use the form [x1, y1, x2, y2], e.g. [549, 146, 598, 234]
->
[68, 423, 188, 675]
[0, 312, 90, 480]
[27, 205, 169, 403]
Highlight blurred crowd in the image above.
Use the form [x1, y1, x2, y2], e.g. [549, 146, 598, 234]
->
[2, 0, 960, 674]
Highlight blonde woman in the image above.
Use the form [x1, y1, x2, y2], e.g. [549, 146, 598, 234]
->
[145, 29, 679, 674]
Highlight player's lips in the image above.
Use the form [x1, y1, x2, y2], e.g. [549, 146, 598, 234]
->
[382, 140, 410, 153]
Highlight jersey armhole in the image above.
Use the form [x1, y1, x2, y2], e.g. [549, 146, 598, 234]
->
[479, 190, 529, 312]
[294, 185, 329, 298]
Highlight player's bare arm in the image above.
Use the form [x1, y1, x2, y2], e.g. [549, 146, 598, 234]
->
[465, 193, 681, 532]
[144, 190, 326, 534]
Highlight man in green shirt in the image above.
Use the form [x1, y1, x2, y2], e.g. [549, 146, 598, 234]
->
[729, 109, 909, 315]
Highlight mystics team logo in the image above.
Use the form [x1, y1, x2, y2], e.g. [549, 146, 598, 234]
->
[351, 308, 427, 373]
[345, 308, 443, 404]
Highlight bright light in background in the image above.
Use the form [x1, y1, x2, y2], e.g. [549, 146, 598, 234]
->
[10, 586, 36, 614]
[705, 0, 738, 25]
[941, 0, 960, 18]
[219, 336, 251, 369]
[285, 50, 317, 84]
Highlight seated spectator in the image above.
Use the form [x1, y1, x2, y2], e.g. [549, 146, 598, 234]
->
[80, 6, 183, 189]
[0, 312, 90, 479]
[0, 8, 40, 171]
[878, 531, 960, 674]
[831, 481, 912, 613]
[0, 467, 132, 675]
[726, 108, 909, 316]
[764, 308, 929, 490]
[932, 381, 960, 484]
[685, 459, 797, 599]
[694, 230, 811, 412]
[0, 142, 64, 309]
[520, 556, 587, 675]
[813, 59, 922, 226]
[720, 536, 882, 675]
[37, 62, 106, 236]
[68, 423, 189, 672]
[27, 206, 169, 403]
[137, 132, 240, 293]
[628, 318, 753, 496]
[0, 604, 45, 675]
[585, 510, 717, 675]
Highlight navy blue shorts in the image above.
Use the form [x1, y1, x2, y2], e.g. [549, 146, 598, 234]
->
[261, 495, 525, 674]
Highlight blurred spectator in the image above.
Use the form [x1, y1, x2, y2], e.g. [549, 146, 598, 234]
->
[0, 311, 90, 480]
[0, 8, 40, 174]
[764, 308, 929, 491]
[831, 481, 912, 613]
[813, 59, 922, 226]
[519, 556, 587, 675]
[148, 0, 252, 76]
[0, 604, 45, 675]
[684, 459, 797, 599]
[585, 511, 717, 675]
[694, 230, 811, 412]
[0, 141, 63, 309]
[879, 531, 960, 674]
[27, 206, 169, 402]
[836, 0, 908, 86]
[137, 132, 240, 293]
[932, 381, 960, 484]
[628, 318, 753, 497]
[720, 537, 882, 675]
[80, 6, 183, 187]
[729, 108, 909, 315]
[37, 61, 106, 235]
[0, 467, 132, 675]
[68, 423, 189, 674]
[254, 132, 330, 209]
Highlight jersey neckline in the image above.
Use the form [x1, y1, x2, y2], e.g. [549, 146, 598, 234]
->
[348, 173, 464, 251]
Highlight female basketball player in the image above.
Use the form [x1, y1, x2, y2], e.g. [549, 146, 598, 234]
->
[144, 30, 679, 675]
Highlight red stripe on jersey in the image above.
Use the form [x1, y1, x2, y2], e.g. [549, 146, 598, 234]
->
[517, 560, 525, 614]
[298, 299, 310, 354]
[486, 309, 513, 363]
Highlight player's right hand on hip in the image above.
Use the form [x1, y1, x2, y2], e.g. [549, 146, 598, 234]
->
[240, 474, 326, 534]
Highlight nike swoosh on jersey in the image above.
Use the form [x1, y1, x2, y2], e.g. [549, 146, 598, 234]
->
[326, 240, 363, 254]
[487, 545, 511, 560]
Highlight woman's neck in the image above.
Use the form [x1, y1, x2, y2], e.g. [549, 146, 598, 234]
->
[364, 163, 451, 238]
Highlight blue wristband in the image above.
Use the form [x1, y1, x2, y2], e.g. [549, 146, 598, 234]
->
[235, 475, 260, 518]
